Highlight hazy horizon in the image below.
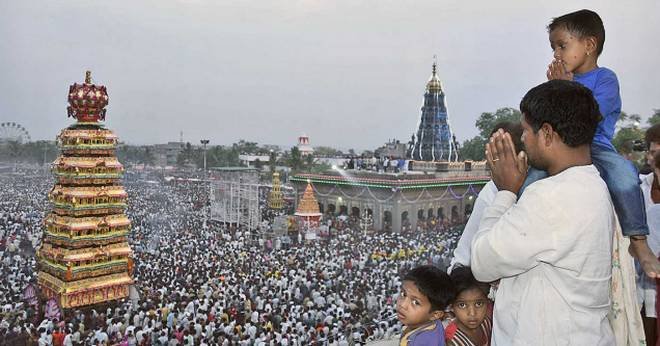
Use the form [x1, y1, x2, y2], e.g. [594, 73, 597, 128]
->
[1, 1, 659, 150]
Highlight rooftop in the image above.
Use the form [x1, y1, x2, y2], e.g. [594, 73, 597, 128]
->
[291, 170, 489, 190]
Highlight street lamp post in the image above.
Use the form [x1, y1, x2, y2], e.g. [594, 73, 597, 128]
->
[200, 139, 210, 229]
[200, 139, 210, 172]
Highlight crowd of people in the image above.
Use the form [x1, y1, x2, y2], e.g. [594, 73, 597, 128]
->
[342, 157, 408, 174]
[3, 7, 658, 345]
[0, 167, 464, 345]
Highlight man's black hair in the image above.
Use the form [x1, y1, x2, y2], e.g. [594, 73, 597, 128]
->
[548, 9, 605, 56]
[449, 266, 489, 298]
[520, 79, 601, 147]
[402, 265, 455, 312]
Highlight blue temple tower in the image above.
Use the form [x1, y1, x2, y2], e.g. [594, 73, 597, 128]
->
[407, 62, 459, 161]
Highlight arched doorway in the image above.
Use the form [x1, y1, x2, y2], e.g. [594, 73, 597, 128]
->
[351, 207, 360, 217]
[427, 208, 434, 218]
[327, 204, 336, 214]
[451, 206, 460, 223]
[438, 207, 445, 220]
[383, 211, 392, 231]
[401, 211, 410, 232]
[417, 209, 425, 220]
[339, 205, 348, 215]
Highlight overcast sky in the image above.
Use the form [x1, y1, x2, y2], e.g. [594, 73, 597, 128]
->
[1, 0, 658, 150]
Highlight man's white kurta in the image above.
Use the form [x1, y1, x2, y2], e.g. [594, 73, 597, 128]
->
[471, 165, 615, 346]
[448, 180, 498, 273]
[638, 173, 660, 317]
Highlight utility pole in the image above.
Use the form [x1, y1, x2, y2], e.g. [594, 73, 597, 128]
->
[200, 139, 210, 229]
[200, 139, 210, 172]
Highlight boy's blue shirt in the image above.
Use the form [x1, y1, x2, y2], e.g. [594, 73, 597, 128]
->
[399, 320, 446, 346]
[573, 67, 621, 151]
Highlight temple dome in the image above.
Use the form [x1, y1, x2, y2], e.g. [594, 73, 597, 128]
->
[426, 62, 442, 93]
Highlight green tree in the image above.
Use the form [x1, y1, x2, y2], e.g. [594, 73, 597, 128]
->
[0, 140, 58, 165]
[460, 136, 487, 161]
[314, 146, 342, 157]
[648, 109, 660, 126]
[117, 143, 145, 165]
[233, 140, 260, 154]
[475, 108, 522, 139]
[176, 142, 196, 167]
[361, 150, 374, 157]
[613, 112, 644, 155]
[205, 145, 242, 167]
[4, 140, 23, 164]
[305, 154, 315, 172]
[461, 108, 521, 160]
[268, 150, 277, 174]
[142, 147, 156, 166]
[288, 147, 303, 171]
[612, 127, 644, 154]
[310, 162, 331, 174]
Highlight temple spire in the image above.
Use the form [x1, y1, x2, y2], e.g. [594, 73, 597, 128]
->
[407, 60, 458, 161]
[432, 55, 437, 75]
[426, 58, 442, 93]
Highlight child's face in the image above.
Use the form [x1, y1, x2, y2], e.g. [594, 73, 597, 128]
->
[396, 280, 443, 329]
[451, 288, 488, 331]
[549, 28, 595, 74]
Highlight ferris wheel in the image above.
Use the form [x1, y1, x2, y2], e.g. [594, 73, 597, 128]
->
[0, 122, 31, 144]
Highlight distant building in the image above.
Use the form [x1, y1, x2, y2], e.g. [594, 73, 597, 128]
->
[375, 139, 407, 159]
[209, 166, 259, 184]
[151, 142, 184, 166]
[297, 134, 314, 156]
[238, 154, 270, 167]
[291, 163, 489, 233]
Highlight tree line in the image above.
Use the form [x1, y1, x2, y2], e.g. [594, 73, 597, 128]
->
[2, 109, 657, 169]
[460, 108, 660, 166]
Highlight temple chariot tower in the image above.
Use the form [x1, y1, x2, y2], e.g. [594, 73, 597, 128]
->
[294, 182, 322, 229]
[268, 172, 284, 209]
[37, 71, 134, 309]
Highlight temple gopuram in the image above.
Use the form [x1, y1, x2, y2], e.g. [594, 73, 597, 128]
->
[407, 61, 460, 161]
[37, 71, 134, 309]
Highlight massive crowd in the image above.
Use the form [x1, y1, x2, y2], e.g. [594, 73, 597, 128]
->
[0, 167, 463, 345]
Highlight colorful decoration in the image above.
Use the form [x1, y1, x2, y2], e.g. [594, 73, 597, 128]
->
[23, 284, 38, 307]
[37, 71, 133, 309]
[268, 172, 284, 209]
[290, 173, 489, 190]
[294, 182, 322, 229]
[44, 298, 62, 322]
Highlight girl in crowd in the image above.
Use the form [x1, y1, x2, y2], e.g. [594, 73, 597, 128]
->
[445, 267, 492, 346]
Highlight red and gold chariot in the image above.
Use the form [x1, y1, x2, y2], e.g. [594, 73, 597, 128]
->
[37, 71, 134, 309]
